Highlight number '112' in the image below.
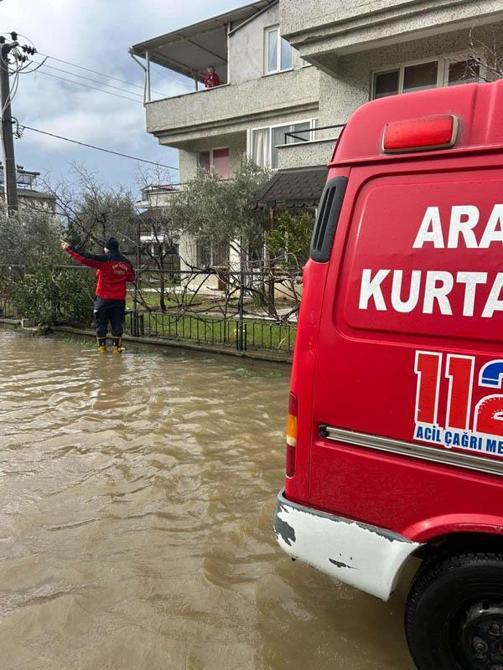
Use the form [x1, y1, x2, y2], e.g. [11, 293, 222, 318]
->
[414, 352, 503, 437]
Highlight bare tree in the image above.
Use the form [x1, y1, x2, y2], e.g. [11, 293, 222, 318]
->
[467, 27, 503, 81]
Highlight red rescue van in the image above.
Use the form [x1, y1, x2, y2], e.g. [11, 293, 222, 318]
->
[274, 79, 503, 670]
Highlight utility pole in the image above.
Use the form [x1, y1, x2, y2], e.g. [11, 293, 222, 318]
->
[0, 34, 19, 215]
[0, 32, 37, 216]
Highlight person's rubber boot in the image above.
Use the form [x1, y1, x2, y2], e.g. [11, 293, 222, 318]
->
[97, 337, 107, 353]
[112, 337, 125, 354]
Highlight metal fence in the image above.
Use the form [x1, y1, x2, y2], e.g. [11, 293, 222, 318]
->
[0, 297, 17, 320]
[127, 266, 298, 355]
[0, 264, 299, 357]
[125, 309, 296, 354]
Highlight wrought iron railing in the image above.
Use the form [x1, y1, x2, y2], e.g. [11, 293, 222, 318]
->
[284, 123, 346, 144]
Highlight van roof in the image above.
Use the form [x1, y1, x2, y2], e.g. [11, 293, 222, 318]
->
[331, 79, 503, 166]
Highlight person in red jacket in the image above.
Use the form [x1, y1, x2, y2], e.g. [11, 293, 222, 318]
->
[203, 65, 221, 88]
[61, 237, 135, 353]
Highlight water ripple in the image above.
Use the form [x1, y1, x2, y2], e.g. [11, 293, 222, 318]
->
[0, 330, 413, 670]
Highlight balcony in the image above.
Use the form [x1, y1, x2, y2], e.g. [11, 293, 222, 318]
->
[276, 124, 343, 170]
[145, 67, 319, 145]
[130, 1, 319, 146]
[136, 183, 181, 209]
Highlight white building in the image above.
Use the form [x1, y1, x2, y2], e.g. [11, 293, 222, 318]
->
[131, 0, 503, 279]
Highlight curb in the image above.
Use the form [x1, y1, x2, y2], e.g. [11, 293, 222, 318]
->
[54, 326, 292, 365]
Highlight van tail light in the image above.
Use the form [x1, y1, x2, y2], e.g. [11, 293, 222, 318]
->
[382, 114, 458, 153]
[285, 392, 298, 477]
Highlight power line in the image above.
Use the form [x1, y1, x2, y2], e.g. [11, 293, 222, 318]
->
[36, 69, 141, 103]
[36, 61, 143, 99]
[39, 52, 171, 97]
[20, 124, 179, 171]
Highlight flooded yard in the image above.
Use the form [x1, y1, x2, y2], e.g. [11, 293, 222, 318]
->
[0, 330, 413, 669]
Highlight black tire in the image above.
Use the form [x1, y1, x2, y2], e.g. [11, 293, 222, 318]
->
[405, 551, 503, 670]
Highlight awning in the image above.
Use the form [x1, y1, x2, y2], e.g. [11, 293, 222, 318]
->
[131, 1, 276, 83]
[255, 165, 328, 208]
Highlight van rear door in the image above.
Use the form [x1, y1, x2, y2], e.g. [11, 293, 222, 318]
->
[309, 157, 503, 537]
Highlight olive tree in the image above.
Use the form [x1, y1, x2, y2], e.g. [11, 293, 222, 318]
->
[0, 207, 63, 269]
[169, 158, 270, 269]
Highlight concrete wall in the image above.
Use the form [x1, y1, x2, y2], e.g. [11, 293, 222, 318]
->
[146, 66, 320, 144]
[317, 24, 503, 127]
[281, 0, 480, 37]
[281, 0, 503, 61]
[276, 138, 336, 170]
[229, 2, 304, 85]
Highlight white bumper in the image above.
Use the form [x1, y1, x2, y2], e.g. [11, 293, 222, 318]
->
[274, 491, 421, 601]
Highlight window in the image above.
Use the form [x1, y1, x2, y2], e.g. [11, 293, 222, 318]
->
[374, 70, 399, 99]
[265, 26, 293, 74]
[198, 148, 230, 179]
[196, 240, 228, 268]
[372, 56, 482, 100]
[448, 58, 480, 85]
[251, 128, 270, 168]
[374, 61, 438, 99]
[402, 61, 438, 92]
[251, 120, 318, 170]
[198, 151, 211, 170]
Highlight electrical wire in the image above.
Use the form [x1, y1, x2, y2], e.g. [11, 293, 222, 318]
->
[20, 124, 179, 171]
[17, 56, 48, 74]
[38, 52, 171, 97]
[1, 68, 19, 116]
[35, 70, 142, 103]
[36, 62, 143, 98]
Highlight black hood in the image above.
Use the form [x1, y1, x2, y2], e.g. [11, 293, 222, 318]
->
[103, 237, 130, 264]
[105, 237, 119, 252]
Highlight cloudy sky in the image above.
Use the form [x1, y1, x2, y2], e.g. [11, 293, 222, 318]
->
[1, 0, 242, 194]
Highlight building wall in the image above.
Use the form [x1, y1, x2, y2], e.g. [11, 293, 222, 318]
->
[175, 104, 321, 181]
[281, 0, 503, 59]
[178, 132, 247, 183]
[229, 2, 304, 85]
[281, 0, 480, 36]
[147, 65, 320, 144]
[316, 24, 503, 127]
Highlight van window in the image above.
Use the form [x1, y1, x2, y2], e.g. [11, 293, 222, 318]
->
[310, 176, 348, 262]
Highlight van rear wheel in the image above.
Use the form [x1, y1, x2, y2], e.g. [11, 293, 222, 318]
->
[405, 552, 503, 670]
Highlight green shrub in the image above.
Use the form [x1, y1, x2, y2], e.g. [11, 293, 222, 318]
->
[266, 210, 314, 271]
[12, 267, 95, 327]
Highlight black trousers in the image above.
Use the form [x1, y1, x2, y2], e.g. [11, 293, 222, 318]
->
[94, 298, 125, 338]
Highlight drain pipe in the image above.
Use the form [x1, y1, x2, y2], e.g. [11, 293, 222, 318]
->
[129, 48, 151, 104]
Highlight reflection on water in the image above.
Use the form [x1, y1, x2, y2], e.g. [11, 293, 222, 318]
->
[0, 331, 413, 669]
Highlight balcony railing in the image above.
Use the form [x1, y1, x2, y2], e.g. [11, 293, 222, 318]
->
[283, 123, 346, 144]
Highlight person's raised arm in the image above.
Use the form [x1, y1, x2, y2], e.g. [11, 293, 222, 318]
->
[61, 240, 108, 269]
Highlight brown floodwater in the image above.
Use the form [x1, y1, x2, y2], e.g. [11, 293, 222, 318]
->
[0, 330, 414, 670]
